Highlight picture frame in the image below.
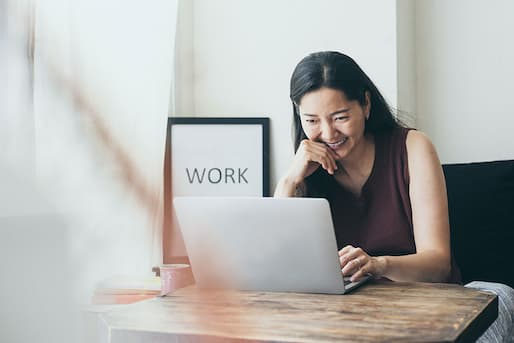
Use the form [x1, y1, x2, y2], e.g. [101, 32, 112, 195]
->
[163, 117, 270, 263]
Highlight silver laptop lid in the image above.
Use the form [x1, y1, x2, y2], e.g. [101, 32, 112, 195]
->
[173, 197, 347, 294]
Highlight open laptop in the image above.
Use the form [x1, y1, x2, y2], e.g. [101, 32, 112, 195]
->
[173, 197, 370, 294]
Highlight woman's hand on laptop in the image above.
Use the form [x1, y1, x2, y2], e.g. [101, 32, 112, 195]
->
[339, 245, 387, 282]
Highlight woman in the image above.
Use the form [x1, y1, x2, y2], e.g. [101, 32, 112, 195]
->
[275, 51, 459, 284]
[275, 51, 513, 341]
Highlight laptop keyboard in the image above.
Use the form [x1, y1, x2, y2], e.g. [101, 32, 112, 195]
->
[343, 276, 353, 286]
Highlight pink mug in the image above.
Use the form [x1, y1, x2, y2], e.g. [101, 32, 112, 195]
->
[159, 264, 194, 296]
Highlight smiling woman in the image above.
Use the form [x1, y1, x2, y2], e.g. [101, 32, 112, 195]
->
[274, 50, 513, 342]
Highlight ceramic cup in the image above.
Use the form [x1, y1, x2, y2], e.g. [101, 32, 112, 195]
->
[159, 264, 194, 296]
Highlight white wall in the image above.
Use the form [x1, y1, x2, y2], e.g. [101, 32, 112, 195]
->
[173, 0, 193, 115]
[175, 0, 400, 191]
[416, 0, 514, 163]
[176, 0, 514, 177]
[396, 0, 416, 127]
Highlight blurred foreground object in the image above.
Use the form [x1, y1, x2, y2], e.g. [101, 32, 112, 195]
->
[92, 275, 161, 305]
[2, 0, 179, 341]
[0, 164, 79, 343]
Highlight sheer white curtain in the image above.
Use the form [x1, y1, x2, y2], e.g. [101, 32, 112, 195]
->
[31, 0, 178, 300]
[2, 0, 35, 174]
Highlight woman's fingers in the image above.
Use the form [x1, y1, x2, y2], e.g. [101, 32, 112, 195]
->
[312, 145, 338, 174]
[339, 247, 363, 267]
[349, 256, 386, 282]
[339, 246, 372, 278]
[319, 155, 336, 174]
[350, 264, 372, 282]
[326, 148, 340, 172]
[288, 139, 339, 184]
[342, 256, 366, 276]
[301, 140, 338, 174]
[338, 245, 354, 256]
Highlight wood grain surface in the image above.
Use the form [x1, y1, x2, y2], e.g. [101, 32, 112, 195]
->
[101, 280, 497, 343]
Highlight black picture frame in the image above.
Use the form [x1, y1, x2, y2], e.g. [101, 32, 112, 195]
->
[163, 117, 270, 263]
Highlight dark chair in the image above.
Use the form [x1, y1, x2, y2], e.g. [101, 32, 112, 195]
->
[443, 160, 514, 288]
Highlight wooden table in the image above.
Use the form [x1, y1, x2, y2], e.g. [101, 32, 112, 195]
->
[100, 280, 498, 342]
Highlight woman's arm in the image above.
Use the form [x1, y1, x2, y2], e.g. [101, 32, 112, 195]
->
[342, 130, 451, 283]
[397, 130, 451, 281]
[274, 175, 301, 197]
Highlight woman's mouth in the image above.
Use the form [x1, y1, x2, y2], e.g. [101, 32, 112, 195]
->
[325, 138, 347, 149]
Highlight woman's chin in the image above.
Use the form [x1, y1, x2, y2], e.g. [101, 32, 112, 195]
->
[332, 139, 356, 161]
[333, 148, 348, 161]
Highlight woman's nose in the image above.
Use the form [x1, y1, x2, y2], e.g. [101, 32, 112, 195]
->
[321, 122, 338, 142]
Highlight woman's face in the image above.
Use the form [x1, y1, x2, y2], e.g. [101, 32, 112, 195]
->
[298, 87, 370, 161]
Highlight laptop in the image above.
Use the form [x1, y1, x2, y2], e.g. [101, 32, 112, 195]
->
[173, 197, 370, 294]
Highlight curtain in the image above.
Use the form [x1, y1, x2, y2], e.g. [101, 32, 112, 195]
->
[1, 0, 35, 173]
[31, 0, 178, 300]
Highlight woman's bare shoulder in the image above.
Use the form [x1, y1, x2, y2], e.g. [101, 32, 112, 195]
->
[405, 130, 439, 161]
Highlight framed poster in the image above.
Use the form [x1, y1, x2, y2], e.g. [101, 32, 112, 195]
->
[163, 117, 270, 262]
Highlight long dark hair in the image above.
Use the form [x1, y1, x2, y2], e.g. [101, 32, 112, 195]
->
[290, 51, 400, 151]
[289, 51, 402, 197]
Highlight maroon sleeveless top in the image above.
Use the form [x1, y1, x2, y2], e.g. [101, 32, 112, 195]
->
[309, 127, 461, 283]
